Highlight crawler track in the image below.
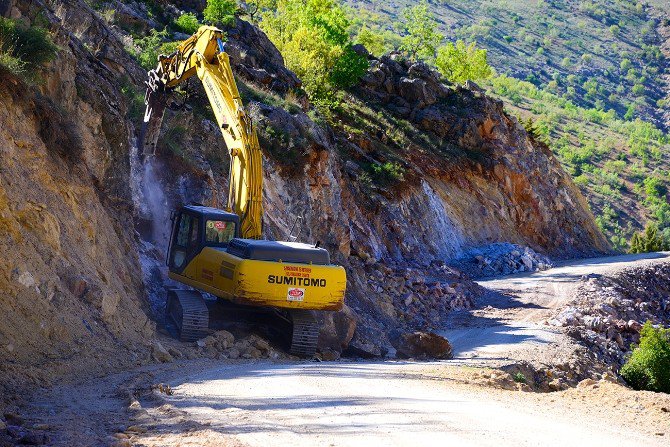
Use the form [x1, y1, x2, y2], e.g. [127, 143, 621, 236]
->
[167, 290, 209, 342]
[288, 310, 320, 357]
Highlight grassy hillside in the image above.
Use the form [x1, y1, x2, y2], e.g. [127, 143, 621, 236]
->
[484, 75, 669, 250]
[346, 0, 670, 250]
[347, 0, 668, 127]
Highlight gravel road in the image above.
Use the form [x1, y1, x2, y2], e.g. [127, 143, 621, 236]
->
[12, 252, 670, 447]
[442, 251, 670, 367]
[131, 360, 668, 447]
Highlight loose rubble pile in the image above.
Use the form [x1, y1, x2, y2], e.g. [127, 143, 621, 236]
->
[153, 330, 290, 365]
[342, 258, 482, 358]
[0, 412, 49, 446]
[498, 352, 616, 392]
[364, 261, 476, 326]
[550, 263, 670, 368]
[451, 243, 553, 278]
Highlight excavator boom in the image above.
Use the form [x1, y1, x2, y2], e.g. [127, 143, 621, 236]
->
[141, 26, 262, 239]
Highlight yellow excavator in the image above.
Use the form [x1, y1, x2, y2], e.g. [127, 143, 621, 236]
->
[139, 26, 346, 356]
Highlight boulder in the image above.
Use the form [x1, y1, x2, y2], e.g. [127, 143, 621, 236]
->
[398, 77, 436, 107]
[151, 341, 173, 363]
[213, 330, 235, 350]
[361, 67, 386, 88]
[626, 320, 642, 333]
[318, 304, 357, 352]
[415, 106, 450, 137]
[226, 18, 302, 94]
[238, 66, 273, 85]
[393, 331, 452, 360]
[226, 347, 240, 359]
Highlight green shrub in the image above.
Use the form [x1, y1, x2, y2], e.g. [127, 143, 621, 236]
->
[204, 0, 237, 27]
[629, 225, 670, 254]
[355, 26, 395, 57]
[643, 177, 666, 199]
[175, 12, 201, 34]
[369, 161, 405, 186]
[131, 29, 179, 70]
[399, 1, 441, 61]
[120, 76, 145, 120]
[435, 40, 492, 84]
[0, 51, 24, 74]
[0, 17, 57, 82]
[513, 372, 527, 384]
[260, 0, 368, 110]
[620, 322, 670, 393]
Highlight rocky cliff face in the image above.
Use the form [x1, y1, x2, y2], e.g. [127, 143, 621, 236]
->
[0, 0, 609, 388]
[248, 51, 610, 353]
[0, 0, 155, 397]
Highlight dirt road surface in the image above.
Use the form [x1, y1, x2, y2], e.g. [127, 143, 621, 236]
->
[12, 252, 670, 446]
[442, 251, 670, 367]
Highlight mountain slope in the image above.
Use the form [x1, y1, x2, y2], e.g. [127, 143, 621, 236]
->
[0, 0, 607, 394]
[348, 0, 668, 128]
[346, 0, 670, 249]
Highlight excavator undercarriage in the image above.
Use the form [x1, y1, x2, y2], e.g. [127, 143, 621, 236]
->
[166, 289, 321, 356]
[166, 290, 209, 342]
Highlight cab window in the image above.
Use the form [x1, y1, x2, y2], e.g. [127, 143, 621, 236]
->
[205, 220, 236, 245]
[176, 214, 192, 247]
[190, 217, 200, 244]
[171, 214, 199, 270]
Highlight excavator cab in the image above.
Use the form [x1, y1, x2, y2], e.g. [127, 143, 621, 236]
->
[167, 205, 240, 274]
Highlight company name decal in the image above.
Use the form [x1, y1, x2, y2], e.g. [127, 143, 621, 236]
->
[268, 275, 326, 287]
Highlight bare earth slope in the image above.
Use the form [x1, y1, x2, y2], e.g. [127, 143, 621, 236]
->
[7, 253, 670, 446]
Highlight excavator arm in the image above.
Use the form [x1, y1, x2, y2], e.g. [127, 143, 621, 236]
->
[140, 26, 263, 239]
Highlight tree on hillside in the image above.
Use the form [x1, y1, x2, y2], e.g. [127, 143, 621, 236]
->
[260, 0, 368, 108]
[239, 0, 277, 22]
[204, 0, 238, 27]
[355, 26, 396, 57]
[399, 1, 441, 61]
[629, 224, 669, 253]
[435, 40, 492, 84]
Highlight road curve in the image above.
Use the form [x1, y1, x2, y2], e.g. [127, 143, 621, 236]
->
[441, 251, 670, 366]
[19, 252, 670, 447]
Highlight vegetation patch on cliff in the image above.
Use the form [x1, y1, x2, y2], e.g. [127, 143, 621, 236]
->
[0, 16, 57, 83]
